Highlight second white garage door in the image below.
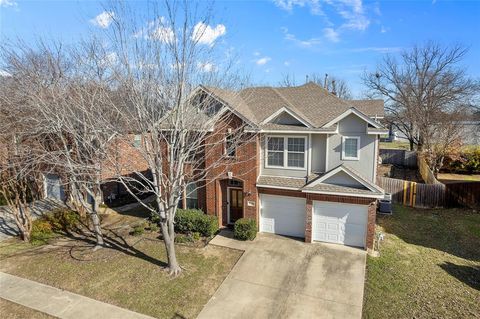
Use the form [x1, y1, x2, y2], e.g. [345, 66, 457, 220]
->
[260, 194, 306, 238]
[313, 201, 368, 247]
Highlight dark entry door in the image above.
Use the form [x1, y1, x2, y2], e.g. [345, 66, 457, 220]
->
[229, 188, 243, 223]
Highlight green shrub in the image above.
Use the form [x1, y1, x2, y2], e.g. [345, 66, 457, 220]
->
[31, 220, 54, 244]
[174, 209, 218, 237]
[44, 209, 79, 233]
[234, 218, 257, 241]
[192, 231, 201, 241]
[149, 211, 161, 224]
[149, 222, 159, 232]
[131, 224, 145, 236]
[174, 234, 193, 243]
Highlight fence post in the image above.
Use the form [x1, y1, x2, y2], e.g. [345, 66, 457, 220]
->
[411, 182, 417, 207]
[403, 181, 408, 205]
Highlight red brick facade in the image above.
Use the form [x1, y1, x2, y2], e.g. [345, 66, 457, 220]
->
[202, 114, 259, 226]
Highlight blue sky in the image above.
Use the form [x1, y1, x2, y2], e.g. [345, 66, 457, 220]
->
[1, 0, 479, 97]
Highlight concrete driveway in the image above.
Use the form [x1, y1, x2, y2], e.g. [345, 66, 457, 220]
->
[198, 232, 366, 319]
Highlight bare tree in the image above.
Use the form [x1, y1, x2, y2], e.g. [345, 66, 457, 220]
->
[0, 75, 43, 241]
[363, 42, 478, 152]
[94, 1, 253, 275]
[279, 73, 352, 99]
[0, 40, 120, 248]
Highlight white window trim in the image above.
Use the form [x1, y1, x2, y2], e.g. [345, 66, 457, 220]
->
[342, 136, 360, 161]
[224, 133, 236, 158]
[265, 135, 307, 170]
[261, 107, 313, 128]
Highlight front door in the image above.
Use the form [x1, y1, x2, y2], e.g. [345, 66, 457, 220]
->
[228, 188, 243, 224]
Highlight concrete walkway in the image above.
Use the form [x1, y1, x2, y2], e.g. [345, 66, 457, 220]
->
[0, 199, 65, 241]
[0, 272, 155, 319]
[199, 231, 367, 319]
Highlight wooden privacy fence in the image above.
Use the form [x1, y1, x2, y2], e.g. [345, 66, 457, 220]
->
[445, 182, 480, 209]
[417, 154, 442, 185]
[379, 149, 418, 168]
[377, 177, 445, 208]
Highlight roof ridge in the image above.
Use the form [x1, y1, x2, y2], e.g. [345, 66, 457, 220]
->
[270, 87, 314, 126]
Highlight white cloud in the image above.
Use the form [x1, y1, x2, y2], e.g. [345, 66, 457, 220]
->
[90, 11, 115, 29]
[350, 47, 402, 53]
[380, 26, 388, 33]
[272, 0, 322, 15]
[0, 70, 11, 77]
[282, 27, 321, 48]
[134, 18, 174, 43]
[192, 22, 226, 46]
[333, 0, 370, 31]
[274, 0, 371, 32]
[151, 26, 174, 43]
[256, 57, 271, 66]
[253, 51, 261, 56]
[100, 52, 117, 67]
[284, 61, 291, 66]
[197, 62, 215, 72]
[323, 27, 340, 42]
[0, 0, 17, 7]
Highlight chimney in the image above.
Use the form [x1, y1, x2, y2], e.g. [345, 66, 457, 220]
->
[324, 73, 328, 90]
[331, 80, 337, 96]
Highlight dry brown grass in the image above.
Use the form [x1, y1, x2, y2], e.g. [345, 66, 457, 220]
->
[0, 225, 241, 319]
[0, 298, 55, 319]
[364, 205, 480, 318]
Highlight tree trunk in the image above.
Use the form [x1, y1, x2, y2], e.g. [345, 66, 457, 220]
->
[90, 211, 104, 249]
[160, 220, 182, 276]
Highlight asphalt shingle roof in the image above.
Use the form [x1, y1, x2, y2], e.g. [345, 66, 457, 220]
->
[202, 82, 384, 129]
[256, 164, 384, 198]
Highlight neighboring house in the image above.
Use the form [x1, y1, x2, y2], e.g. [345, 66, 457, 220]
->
[187, 82, 387, 250]
[42, 134, 149, 203]
[386, 121, 480, 145]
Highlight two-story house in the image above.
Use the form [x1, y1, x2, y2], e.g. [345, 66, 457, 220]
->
[188, 82, 387, 250]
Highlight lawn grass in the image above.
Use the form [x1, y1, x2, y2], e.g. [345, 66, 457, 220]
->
[379, 141, 411, 150]
[0, 298, 56, 319]
[0, 230, 241, 319]
[363, 205, 480, 318]
[437, 173, 480, 183]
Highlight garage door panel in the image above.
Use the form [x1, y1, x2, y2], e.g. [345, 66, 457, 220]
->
[260, 194, 306, 238]
[313, 201, 368, 248]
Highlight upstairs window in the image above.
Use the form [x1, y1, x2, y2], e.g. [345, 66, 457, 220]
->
[267, 137, 284, 167]
[178, 182, 199, 209]
[225, 133, 236, 157]
[185, 182, 198, 209]
[342, 136, 360, 160]
[266, 136, 306, 169]
[287, 138, 305, 168]
[133, 134, 142, 148]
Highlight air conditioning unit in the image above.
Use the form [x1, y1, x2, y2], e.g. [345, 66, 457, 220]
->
[378, 193, 392, 214]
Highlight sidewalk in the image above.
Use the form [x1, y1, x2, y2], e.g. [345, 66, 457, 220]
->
[0, 272, 155, 319]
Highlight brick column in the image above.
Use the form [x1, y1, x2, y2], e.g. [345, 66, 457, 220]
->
[366, 201, 377, 250]
[305, 198, 313, 243]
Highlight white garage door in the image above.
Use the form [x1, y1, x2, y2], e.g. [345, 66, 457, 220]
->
[313, 201, 368, 247]
[260, 194, 306, 238]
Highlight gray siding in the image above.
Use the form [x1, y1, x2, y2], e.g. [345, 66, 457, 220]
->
[323, 170, 365, 188]
[272, 113, 305, 126]
[311, 134, 326, 173]
[327, 114, 376, 182]
[260, 133, 308, 178]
